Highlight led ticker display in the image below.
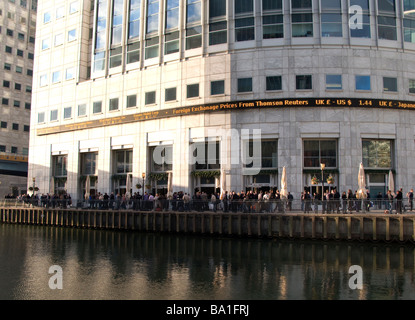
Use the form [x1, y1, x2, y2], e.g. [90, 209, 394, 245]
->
[36, 97, 415, 136]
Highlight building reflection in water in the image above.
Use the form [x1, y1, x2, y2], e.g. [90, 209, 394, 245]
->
[1, 224, 415, 300]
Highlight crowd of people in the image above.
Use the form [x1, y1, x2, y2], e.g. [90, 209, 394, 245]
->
[3, 187, 414, 214]
[300, 187, 414, 214]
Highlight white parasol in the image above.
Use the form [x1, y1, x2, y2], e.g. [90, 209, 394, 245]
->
[167, 171, 173, 197]
[357, 162, 367, 199]
[84, 175, 90, 200]
[280, 166, 288, 199]
[125, 173, 131, 200]
[388, 170, 395, 196]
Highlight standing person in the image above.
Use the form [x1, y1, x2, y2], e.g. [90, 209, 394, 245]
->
[333, 188, 340, 213]
[387, 190, 394, 214]
[395, 189, 403, 214]
[376, 192, 383, 210]
[287, 192, 293, 211]
[347, 189, 353, 213]
[407, 189, 413, 212]
[304, 191, 311, 213]
[341, 191, 347, 214]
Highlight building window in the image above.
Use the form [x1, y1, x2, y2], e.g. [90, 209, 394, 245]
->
[55, 33, 64, 46]
[165, 0, 179, 30]
[377, 0, 396, 41]
[17, 49, 23, 57]
[238, 78, 253, 93]
[110, 47, 122, 68]
[126, 94, 137, 108]
[355, 75, 371, 91]
[38, 112, 45, 123]
[383, 77, 397, 92]
[127, 42, 140, 63]
[209, 0, 227, 45]
[6, 29, 14, 37]
[5, 46, 12, 54]
[186, 0, 202, 49]
[165, 31, 180, 54]
[0, 146, 6, 152]
[111, 0, 123, 45]
[113, 149, 133, 195]
[95, 0, 107, 51]
[26, 86, 32, 93]
[78, 104, 87, 116]
[24, 125, 30, 132]
[93, 101, 102, 114]
[304, 139, 337, 168]
[18, 33, 25, 41]
[404, 1, 415, 43]
[187, 84, 199, 98]
[409, 79, 415, 94]
[109, 98, 119, 111]
[362, 139, 392, 169]
[146, 0, 159, 34]
[192, 141, 220, 170]
[145, 37, 159, 59]
[52, 71, 61, 84]
[27, 69, 33, 76]
[50, 109, 58, 121]
[25, 102, 31, 109]
[244, 139, 278, 169]
[64, 107, 72, 119]
[15, 83, 21, 91]
[145, 91, 156, 105]
[211, 80, 224, 95]
[56, 6, 65, 19]
[165, 87, 176, 102]
[326, 74, 342, 90]
[81, 152, 98, 176]
[1, 98, 9, 106]
[94, 52, 106, 72]
[12, 123, 19, 131]
[13, 100, 20, 108]
[3, 80, 10, 88]
[262, 0, 283, 39]
[11, 147, 18, 154]
[43, 11, 51, 23]
[150, 145, 173, 172]
[128, 0, 141, 39]
[4, 63, 11, 70]
[69, 1, 79, 14]
[15, 66, 23, 74]
[235, 0, 254, 42]
[28, 53, 34, 60]
[296, 75, 312, 90]
[42, 38, 50, 50]
[320, 0, 342, 37]
[266, 76, 282, 91]
[53, 155, 68, 178]
[186, 26, 202, 49]
[291, 0, 313, 37]
[0, 122, 7, 129]
[65, 67, 75, 80]
[68, 29, 77, 42]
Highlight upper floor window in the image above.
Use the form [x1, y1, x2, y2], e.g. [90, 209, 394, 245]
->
[128, 0, 141, 39]
[320, 0, 342, 38]
[43, 11, 51, 23]
[235, 0, 255, 41]
[291, 0, 313, 37]
[262, 0, 283, 39]
[404, 0, 415, 43]
[377, 0, 397, 40]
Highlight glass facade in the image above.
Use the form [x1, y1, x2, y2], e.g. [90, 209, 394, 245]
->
[89, 0, 415, 75]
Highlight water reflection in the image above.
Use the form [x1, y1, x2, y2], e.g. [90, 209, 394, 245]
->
[1, 223, 415, 300]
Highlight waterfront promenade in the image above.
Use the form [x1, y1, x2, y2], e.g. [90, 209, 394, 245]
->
[1, 199, 415, 244]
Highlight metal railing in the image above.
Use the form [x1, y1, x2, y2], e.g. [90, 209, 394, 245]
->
[1, 197, 414, 214]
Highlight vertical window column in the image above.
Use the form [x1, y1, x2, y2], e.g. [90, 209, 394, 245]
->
[291, 0, 313, 38]
[349, 0, 371, 38]
[262, 0, 283, 39]
[165, 0, 180, 54]
[377, 0, 397, 41]
[186, 0, 202, 49]
[403, 0, 415, 43]
[235, 0, 255, 42]
[94, 0, 108, 72]
[209, 0, 227, 45]
[109, 0, 124, 68]
[320, 0, 342, 38]
[127, 0, 141, 64]
[145, 0, 159, 59]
